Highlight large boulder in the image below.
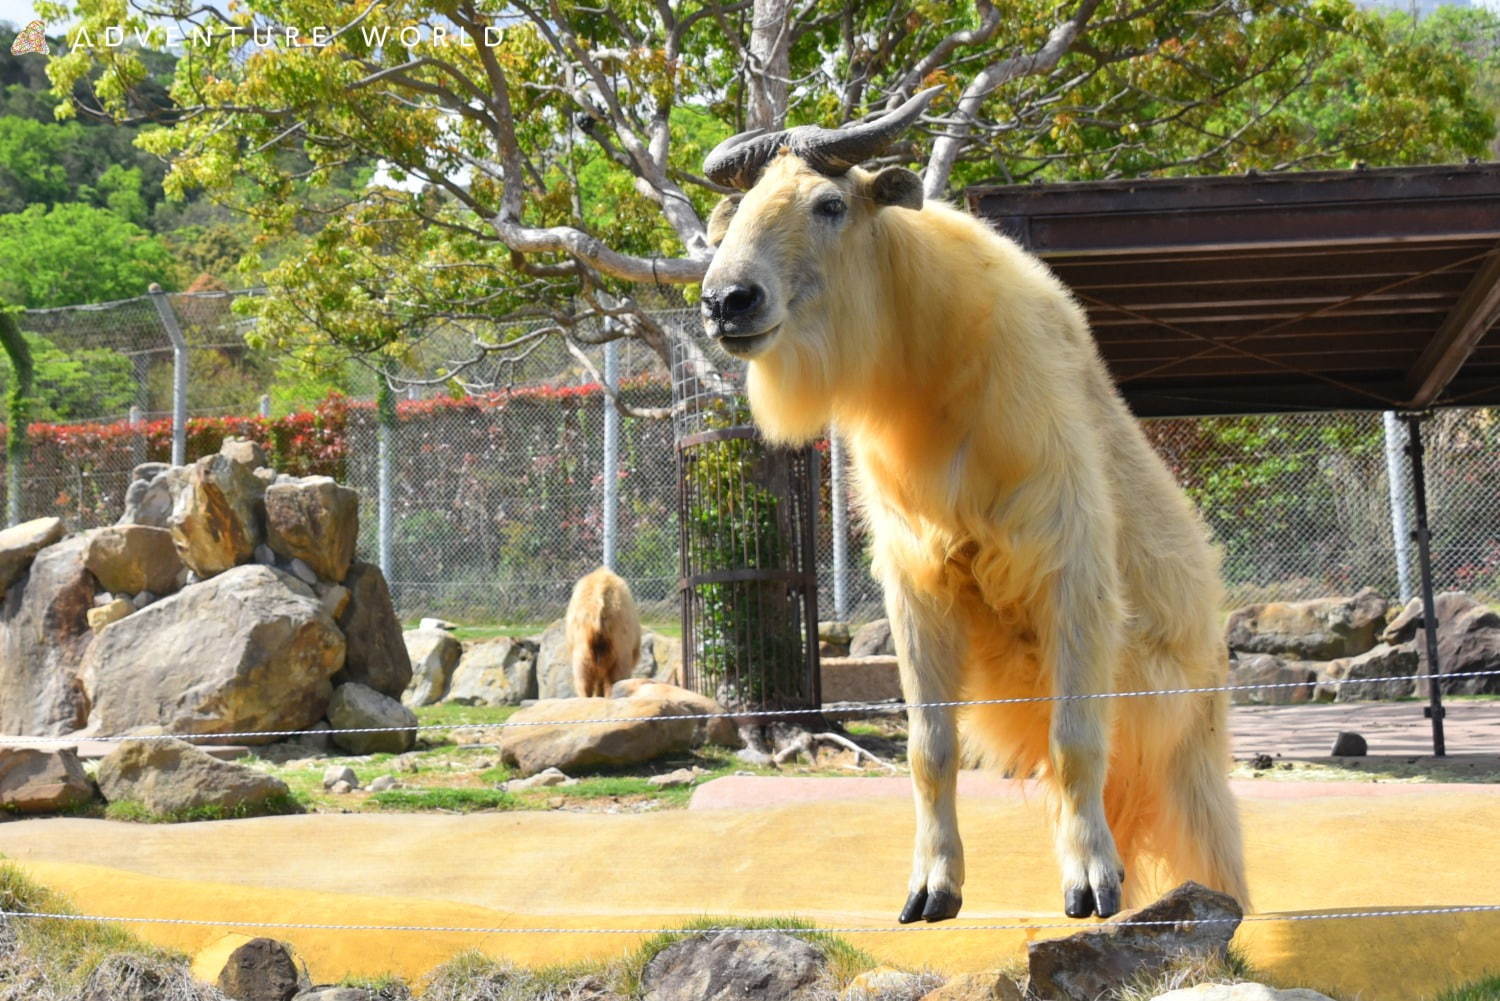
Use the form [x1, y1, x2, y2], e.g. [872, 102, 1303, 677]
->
[0, 516, 65, 592]
[1383, 592, 1500, 696]
[850, 619, 895, 657]
[118, 464, 184, 528]
[214, 937, 302, 1001]
[96, 738, 292, 816]
[264, 476, 358, 583]
[447, 637, 538, 706]
[219, 437, 269, 470]
[82, 565, 345, 745]
[1224, 588, 1387, 661]
[402, 629, 461, 706]
[634, 632, 683, 685]
[82, 524, 184, 596]
[612, 679, 743, 748]
[532, 618, 572, 699]
[1322, 643, 1419, 702]
[0, 746, 93, 813]
[0, 532, 97, 736]
[641, 930, 828, 1001]
[169, 454, 265, 577]
[1227, 654, 1316, 706]
[327, 683, 417, 755]
[498, 697, 701, 776]
[1027, 882, 1242, 1001]
[333, 561, 411, 699]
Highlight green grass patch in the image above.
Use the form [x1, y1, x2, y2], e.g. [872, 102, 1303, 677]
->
[366, 788, 519, 812]
[102, 792, 303, 824]
[413, 703, 521, 730]
[1436, 974, 1500, 1001]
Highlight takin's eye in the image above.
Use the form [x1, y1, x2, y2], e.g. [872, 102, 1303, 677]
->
[813, 194, 847, 220]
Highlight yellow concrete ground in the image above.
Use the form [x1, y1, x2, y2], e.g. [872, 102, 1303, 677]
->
[1, 785, 1497, 999]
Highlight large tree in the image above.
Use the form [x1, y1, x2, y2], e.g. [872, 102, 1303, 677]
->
[40, 0, 1495, 400]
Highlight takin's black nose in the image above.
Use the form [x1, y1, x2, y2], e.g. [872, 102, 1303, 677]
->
[700, 282, 765, 326]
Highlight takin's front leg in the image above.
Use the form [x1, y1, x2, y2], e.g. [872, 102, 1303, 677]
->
[1045, 562, 1127, 919]
[887, 581, 966, 924]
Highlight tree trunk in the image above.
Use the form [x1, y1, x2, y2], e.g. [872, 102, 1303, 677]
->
[0, 309, 33, 527]
[747, 0, 792, 130]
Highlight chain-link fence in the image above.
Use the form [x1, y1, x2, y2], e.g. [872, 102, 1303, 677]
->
[4, 288, 1500, 628]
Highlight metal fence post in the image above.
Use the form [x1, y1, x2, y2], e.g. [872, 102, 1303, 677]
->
[146, 284, 187, 466]
[376, 374, 395, 579]
[602, 338, 620, 570]
[1402, 413, 1446, 757]
[259, 395, 271, 419]
[1382, 411, 1415, 601]
[129, 405, 144, 468]
[829, 428, 850, 622]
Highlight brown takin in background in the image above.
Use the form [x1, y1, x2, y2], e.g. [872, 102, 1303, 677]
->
[697, 89, 1249, 925]
[566, 567, 642, 698]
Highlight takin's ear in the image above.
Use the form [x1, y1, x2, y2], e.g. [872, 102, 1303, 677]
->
[867, 166, 924, 210]
[706, 194, 742, 246]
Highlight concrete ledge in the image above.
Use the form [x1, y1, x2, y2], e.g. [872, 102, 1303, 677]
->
[820, 655, 901, 703]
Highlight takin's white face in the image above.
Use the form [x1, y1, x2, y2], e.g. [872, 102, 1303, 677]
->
[699, 152, 925, 442]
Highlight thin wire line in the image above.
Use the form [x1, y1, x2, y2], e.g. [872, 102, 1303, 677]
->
[1, 905, 1497, 936]
[12, 670, 1499, 745]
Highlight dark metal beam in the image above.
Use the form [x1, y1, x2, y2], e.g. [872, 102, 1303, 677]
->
[1406, 244, 1500, 408]
[1401, 415, 1447, 757]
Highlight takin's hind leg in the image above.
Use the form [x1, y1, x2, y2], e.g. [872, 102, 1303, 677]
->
[887, 581, 966, 924]
[1158, 698, 1251, 908]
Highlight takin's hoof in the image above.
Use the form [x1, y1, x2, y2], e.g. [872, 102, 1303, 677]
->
[897, 888, 962, 924]
[1063, 880, 1122, 919]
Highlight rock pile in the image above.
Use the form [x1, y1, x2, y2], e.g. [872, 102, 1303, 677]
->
[1224, 587, 1500, 704]
[0, 438, 412, 752]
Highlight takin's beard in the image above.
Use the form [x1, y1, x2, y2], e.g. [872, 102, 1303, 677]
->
[744, 321, 841, 446]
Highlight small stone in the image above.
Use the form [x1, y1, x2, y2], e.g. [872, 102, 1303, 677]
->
[919, 971, 1024, 1001]
[93, 592, 113, 607]
[293, 989, 375, 1001]
[329, 780, 353, 795]
[322, 766, 357, 790]
[1151, 986, 1337, 1001]
[366, 775, 397, 792]
[87, 599, 134, 631]
[420, 617, 457, 631]
[255, 544, 279, 566]
[176, 566, 194, 590]
[215, 936, 301, 1001]
[647, 767, 702, 788]
[253, 467, 278, 486]
[1331, 731, 1368, 756]
[841, 967, 939, 1000]
[131, 590, 158, 610]
[503, 766, 571, 792]
[289, 558, 318, 586]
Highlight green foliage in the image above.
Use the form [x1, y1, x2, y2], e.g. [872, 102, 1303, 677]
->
[0, 332, 135, 422]
[1436, 974, 1500, 1001]
[0, 203, 172, 307]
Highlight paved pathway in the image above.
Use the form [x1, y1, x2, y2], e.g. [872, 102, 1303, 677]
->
[1229, 700, 1500, 758]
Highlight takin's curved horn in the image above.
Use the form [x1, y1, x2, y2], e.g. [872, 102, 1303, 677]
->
[702, 85, 942, 190]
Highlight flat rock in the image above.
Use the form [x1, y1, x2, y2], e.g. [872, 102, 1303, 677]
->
[842, 968, 940, 1000]
[1227, 654, 1317, 706]
[641, 930, 828, 1001]
[334, 562, 411, 699]
[0, 516, 65, 592]
[97, 738, 292, 817]
[447, 637, 537, 706]
[169, 454, 265, 577]
[612, 679, 743, 748]
[220, 437, 269, 470]
[503, 767, 572, 792]
[264, 477, 358, 583]
[327, 683, 417, 755]
[215, 937, 302, 1001]
[419, 617, 456, 631]
[498, 697, 702, 777]
[1027, 882, 1243, 1001]
[82, 565, 345, 745]
[1225, 589, 1386, 660]
[1150, 986, 1336, 1001]
[0, 532, 97, 736]
[402, 629, 462, 706]
[83, 524, 184, 596]
[0, 746, 93, 813]
[919, 971, 1024, 1001]
[322, 765, 357, 790]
